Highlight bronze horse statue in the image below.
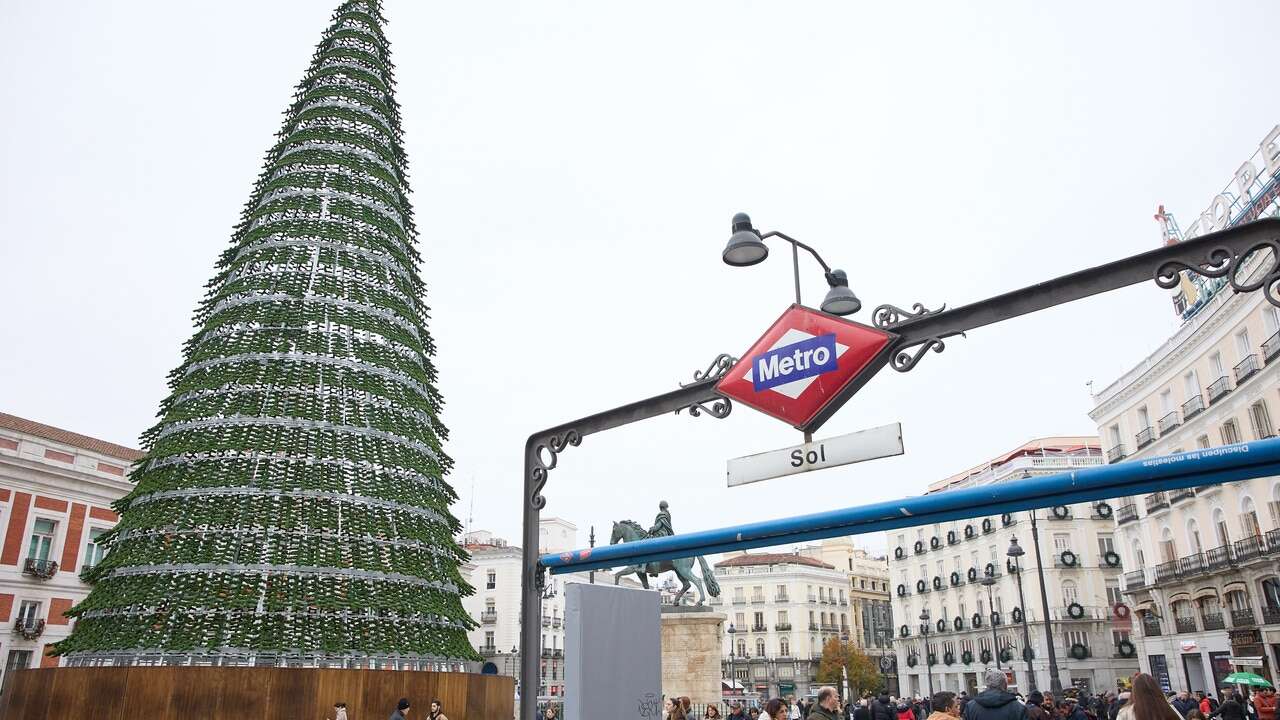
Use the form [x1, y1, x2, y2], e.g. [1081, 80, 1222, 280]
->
[610, 520, 721, 605]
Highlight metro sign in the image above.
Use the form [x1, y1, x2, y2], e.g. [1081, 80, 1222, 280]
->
[717, 305, 899, 431]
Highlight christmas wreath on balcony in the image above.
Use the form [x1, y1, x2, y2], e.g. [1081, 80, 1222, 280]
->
[895, 547, 906, 559]
[917, 580, 927, 593]
[897, 584, 907, 597]
[943, 651, 955, 665]
[1116, 639, 1136, 658]
[985, 562, 997, 577]
[1023, 647, 1035, 661]
[907, 653, 919, 667]
[962, 650, 974, 664]
[933, 576, 943, 590]
[900, 624, 910, 637]
[915, 540, 925, 554]
[954, 616, 964, 631]
[951, 571, 962, 586]
[1052, 505, 1071, 519]
[1001, 513, 1014, 526]
[1067, 602, 1086, 619]
[1095, 502, 1113, 518]
[936, 619, 947, 632]
[972, 613, 983, 628]
[1069, 643, 1090, 660]
[1059, 550, 1078, 567]
[932, 537, 942, 550]
[1012, 607, 1024, 623]
[991, 611, 1002, 626]
[948, 530, 958, 544]
[967, 568, 978, 581]
[928, 653, 938, 665]
[1103, 551, 1121, 568]
[982, 518, 994, 533]
[980, 649, 993, 663]
[1113, 603, 1130, 619]
[999, 647, 1014, 663]
[965, 525, 976, 539]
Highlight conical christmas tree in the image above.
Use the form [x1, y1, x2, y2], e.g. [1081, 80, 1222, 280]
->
[56, 0, 477, 666]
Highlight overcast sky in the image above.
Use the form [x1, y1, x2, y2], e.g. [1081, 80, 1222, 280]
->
[2, 1, 1277, 556]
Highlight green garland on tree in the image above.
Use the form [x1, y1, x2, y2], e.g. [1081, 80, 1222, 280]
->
[55, 0, 478, 666]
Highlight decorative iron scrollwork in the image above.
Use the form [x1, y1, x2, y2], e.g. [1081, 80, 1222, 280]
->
[872, 302, 946, 329]
[529, 429, 582, 511]
[681, 354, 737, 387]
[889, 334, 961, 372]
[679, 397, 733, 419]
[1155, 241, 1280, 308]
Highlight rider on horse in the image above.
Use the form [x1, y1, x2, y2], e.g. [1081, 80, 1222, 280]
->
[646, 501, 673, 576]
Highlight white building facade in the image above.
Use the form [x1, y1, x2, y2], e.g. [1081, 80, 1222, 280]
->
[712, 552, 854, 699]
[0, 413, 136, 689]
[1091, 245, 1280, 693]
[889, 438, 1139, 697]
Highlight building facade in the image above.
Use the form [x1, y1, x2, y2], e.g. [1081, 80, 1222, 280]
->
[462, 518, 603, 699]
[889, 437, 1139, 697]
[712, 552, 853, 699]
[0, 413, 136, 688]
[1090, 239, 1280, 692]
[811, 539, 896, 691]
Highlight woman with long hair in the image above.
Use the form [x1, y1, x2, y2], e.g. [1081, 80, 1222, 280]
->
[1117, 674, 1182, 720]
[705, 705, 723, 719]
[765, 699, 790, 720]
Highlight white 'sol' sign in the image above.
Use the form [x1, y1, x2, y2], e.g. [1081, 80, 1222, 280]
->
[726, 422, 903, 487]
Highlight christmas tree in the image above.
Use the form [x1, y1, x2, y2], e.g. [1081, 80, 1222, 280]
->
[56, 0, 477, 665]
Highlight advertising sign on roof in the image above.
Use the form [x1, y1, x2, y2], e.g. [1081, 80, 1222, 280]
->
[716, 305, 898, 431]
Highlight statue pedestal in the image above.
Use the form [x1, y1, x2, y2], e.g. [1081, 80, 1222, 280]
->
[660, 606, 726, 705]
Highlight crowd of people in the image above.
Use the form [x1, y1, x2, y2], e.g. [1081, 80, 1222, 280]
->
[672, 671, 1278, 720]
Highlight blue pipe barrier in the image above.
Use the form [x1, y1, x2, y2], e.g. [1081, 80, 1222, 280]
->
[542, 438, 1280, 574]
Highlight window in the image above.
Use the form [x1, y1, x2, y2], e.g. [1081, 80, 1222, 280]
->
[16, 601, 40, 627]
[1160, 528, 1177, 563]
[755, 639, 765, 657]
[1137, 406, 1150, 430]
[778, 663, 794, 678]
[1108, 424, 1122, 449]
[1132, 540, 1146, 567]
[1184, 371, 1201, 400]
[753, 611, 764, 629]
[1226, 590, 1250, 612]
[1106, 580, 1122, 606]
[1160, 390, 1174, 415]
[736, 639, 747, 657]
[486, 570, 496, 590]
[1266, 306, 1280, 335]
[1053, 534, 1070, 552]
[1237, 330, 1253, 360]
[777, 584, 788, 601]
[1097, 534, 1115, 555]
[1197, 435, 1212, 449]
[83, 528, 107, 569]
[1262, 578, 1280, 610]
[485, 599, 495, 612]
[1241, 498, 1262, 538]
[778, 610, 788, 624]
[1214, 509, 1231, 546]
[1062, 581, 1079, 605]
[1112, 628, 1131, 645]
[2, 650, 33, 693]
[1210, 352, 1225, 378]
[1250, 401, 1275, 439]
[484, 630, 494, 647]
[1065, 630, 1090, 649]
[1222, 419, 1242, 445]
[1187, 519, 1203, 554]
[736, 612, 745, 628]
[26, 519, 55, 563]
[734, 587, 745, 602]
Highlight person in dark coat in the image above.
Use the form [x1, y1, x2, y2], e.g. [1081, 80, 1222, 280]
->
[871, 695, 896, 720]
[962, 670, 1028, 720]
[1210, 694, 1248, 720]
[854, 699, 872, 720]
[1027, 693, 1049, 720]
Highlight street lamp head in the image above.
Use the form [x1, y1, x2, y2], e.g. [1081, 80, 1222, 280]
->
[820, 269, 861, 316]
[919, 609, 930, 621]
[1007, 537, 1025, 558]
[723, 213, 769, 267]
[980, 574, 997, 588]
[727, 623, 736, 635]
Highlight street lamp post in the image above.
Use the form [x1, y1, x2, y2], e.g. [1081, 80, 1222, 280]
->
[920, 610, 935, 698]
[1028, 511, 1064, 695]
[1008, 538, 1036, 692]
[980, 574, 1001, 670]
[728, 623, 737, 699]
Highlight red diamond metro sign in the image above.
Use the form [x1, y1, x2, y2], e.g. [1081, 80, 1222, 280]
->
[716, 305, 900, 432]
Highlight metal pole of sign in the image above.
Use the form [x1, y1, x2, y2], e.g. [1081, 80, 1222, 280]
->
[1030, 512, 1064, 695]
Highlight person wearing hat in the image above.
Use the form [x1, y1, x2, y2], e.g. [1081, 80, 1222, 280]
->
[962, 669, 1028, 720]
[390, 698, 411, 720]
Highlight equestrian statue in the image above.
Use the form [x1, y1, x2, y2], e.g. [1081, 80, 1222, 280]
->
[611, 501, 721, 606]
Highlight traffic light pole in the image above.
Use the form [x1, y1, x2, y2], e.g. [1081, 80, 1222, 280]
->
[518, 218, 1280, 720]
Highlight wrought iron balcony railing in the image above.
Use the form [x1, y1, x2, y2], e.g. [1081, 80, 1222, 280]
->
[1207, 376, 1232, 404]
[752, 625, 767, 632]
[1154, 561, 1178, 584]
[1142, 618, 1162, 637]
[1116, 503, 1139, 525]
[1145, 492, 1169, 512]
[1170, 487, 1195, 504]
[479, 644, 497, 655]
[552, 618, 562, 628]
[1265, 331, 1280, 363]
[12, 619, 44, 640]
[751, 595, 766, 604]
[1263, 606, 1280, 625]
[1205, 544, 1235, 571]
[1106, 445, 1127, 464]
[776, 623, 792, 631]
[1175, 616, 1198, 634]
[1231, 608, 1256, 627]
[481, 610, 498, 624]
[1176, 552, 1206, 578]
[1123, 569, 1146, 590]
[1136, 427, 1156, 449]
[1236, 354, 1261, 384]
[1202, 613, 1226, 630]
[1234, 534, 1265, 563]
[1159, 411, 1181, 434]
[22, 558, 57, 579]
[1182, 394, 1206, 420]
[775, 594, 790, 603]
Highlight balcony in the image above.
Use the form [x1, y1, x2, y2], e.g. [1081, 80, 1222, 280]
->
[541, 649, 552, 659]
[733, 597, 748, 605]
[1231, 608, 1257, 627]
[1268, 529, 1280, 553]
[1116, 503, 1139, 525]
[1175, 616, 1198, 634]
[1135, 427, 1156, 450]
[12, 619, 44, 640]
[1154, 561, 1179, 584]
[1176, 552, 1206, 578]
[21, 558, 57, 580]
[481, 610, 498, 624]
[809, 623, 819, 631]
[839, 599, 848, 606]
[820, 624, 838, 632]
[1183, 394, 1206, 420]
[1170, 487, 1196, 505]
[775, 594, 790, 603]
[1205, 545, 1235, 571]
[776, 623, 792, 631]
[1159, 411, 1182, 434]
[1202, 613, 1226, 630]
[1263, 606, 1280, 625]
[1236, 354, 1262, 384]
[1235, 535, 1265, 563]
[1265, 331, 1280, 363]
[1207, 376, 1232, 405]
[1145, 492, 1169, 513]
[1142, 617, 1162, 637]
[751, 595, 766, 604]
[541, 616, 551, 627]
[808, 595, 818, 603]
[1123, 569, 1146, 589]
[552, 618, 562, 629]
[552, 649, 563, 659]
[752, 625, 767, 632]
[1106, 445, 1127, 464]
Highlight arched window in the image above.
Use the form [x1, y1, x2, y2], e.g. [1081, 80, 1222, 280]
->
[1160, 527, 1177, 563]
[1241, 496, 1262, 538]
[1187, 519, 1203, 555]
[1262, 578, 1280, 612]
[1062, 580, 1079, 605]
[1171, 599, 1194, 619]
[780, 637, 791, 657]
[1214, 509, 1231, 546]
[1226, 589, 1250, 612]
[1132, 539, 1146, 567]
[755, 638, 766, 657]
[737, 639, 747, 657]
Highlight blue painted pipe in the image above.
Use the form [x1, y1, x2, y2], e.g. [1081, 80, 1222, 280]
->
[542, 439, 1280, 574]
